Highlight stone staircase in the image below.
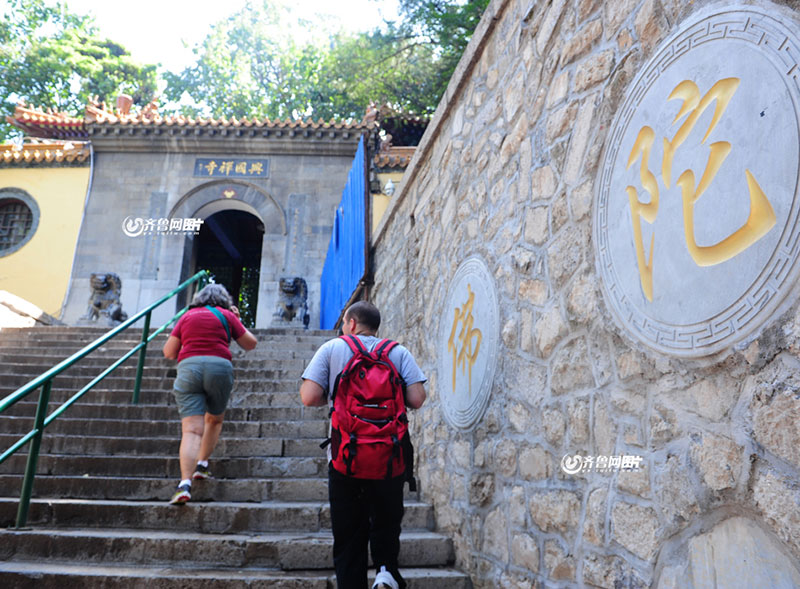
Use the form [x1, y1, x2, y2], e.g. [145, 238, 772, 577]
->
[0, 326, 468, 588]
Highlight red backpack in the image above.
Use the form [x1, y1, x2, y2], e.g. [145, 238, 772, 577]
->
[328, 335, 411, 482]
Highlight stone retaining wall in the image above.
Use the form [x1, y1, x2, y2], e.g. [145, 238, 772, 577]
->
[371, 0, 800, 586]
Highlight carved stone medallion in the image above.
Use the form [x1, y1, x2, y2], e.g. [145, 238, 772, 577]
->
[595, 4, 800, 357]
[438, 255, 499, 430]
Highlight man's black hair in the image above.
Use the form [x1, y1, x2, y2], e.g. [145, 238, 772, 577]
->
[345, 301, 381, 332]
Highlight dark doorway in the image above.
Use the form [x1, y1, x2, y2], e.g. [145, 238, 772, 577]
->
[195, 210, 264, 328]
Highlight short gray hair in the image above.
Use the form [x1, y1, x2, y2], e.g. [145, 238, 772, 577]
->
[190, 284, 233, 309]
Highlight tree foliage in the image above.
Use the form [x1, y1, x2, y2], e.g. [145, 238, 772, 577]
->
[1, 0, 489, 139]
[164, 0, 490, 122]
[163, 2, 321, 121]
[394, 0, 491, 97]
[0, 0, 158, 139]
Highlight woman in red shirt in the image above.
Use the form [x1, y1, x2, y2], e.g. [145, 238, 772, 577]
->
[162, 284, 257, 504]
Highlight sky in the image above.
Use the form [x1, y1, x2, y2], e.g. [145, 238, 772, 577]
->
[7, 0, 401, 73]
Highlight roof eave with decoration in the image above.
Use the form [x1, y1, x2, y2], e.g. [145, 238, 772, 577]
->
[7, 101, 374, 153]
[6, 104, 87, 140]
[0, 139, 91, 167]
[373, 146, 417, 170]
[85, 102, 372, 149]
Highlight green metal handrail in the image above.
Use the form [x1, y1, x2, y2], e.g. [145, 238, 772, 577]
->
[0, 270, 209, 529]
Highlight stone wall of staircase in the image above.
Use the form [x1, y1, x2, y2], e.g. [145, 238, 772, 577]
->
[370, 0, 800, 587]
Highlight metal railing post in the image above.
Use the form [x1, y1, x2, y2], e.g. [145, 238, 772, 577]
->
[16, 379, 52, 529]
[132, 311, 152, 405]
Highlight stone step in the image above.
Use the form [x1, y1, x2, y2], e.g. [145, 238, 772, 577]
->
[0, 326, 333, 335]
[0, 527, 454, 570]
[3, 363, 307, 381]
[3, 389, 306, 408]
[0, 416, 328, 438]
[0, 561, 469, 589]
[0, 353, 312, 370]
[2, 374, 302, 393]
[0, 327, 332, 342]
[0, 434, 325, 457]
[0, 339, 327, 353]
[0, 356, 317, 375]
[0, 498, 433, 533]
[0, 344, 327, 363]
[0, 339, 329, 350]
[0, 475, 332, 502]
[3, 401, 327, 422]
[229, 391, 308, 407]
[0, 454, 330, 478]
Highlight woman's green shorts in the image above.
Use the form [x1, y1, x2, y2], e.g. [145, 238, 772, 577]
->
[172, 356, 234, 418]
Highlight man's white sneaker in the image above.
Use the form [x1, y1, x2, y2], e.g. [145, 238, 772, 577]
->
[372, 566, 399, 589]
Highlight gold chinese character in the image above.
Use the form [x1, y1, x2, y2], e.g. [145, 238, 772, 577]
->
[204, 161, 217, 175]
[235, 161, 248, 174]
[219, 161, 234, 176]
[661, 79, 739, 189]
[447, 284, 482, 396]
[249, 162, 264, 175]
[626, 77, 776, 300]
[626, 126, 659, 301]
[666, 79, 776, 267]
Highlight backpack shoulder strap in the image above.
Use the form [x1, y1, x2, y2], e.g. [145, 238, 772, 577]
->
[331, 335, 366, 404]
[375, 339, 398, 359]
[205, 305, 231, 343]
[340, 334, 367, 355]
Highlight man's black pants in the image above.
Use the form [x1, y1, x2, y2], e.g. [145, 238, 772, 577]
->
[328, 463, 407, 589]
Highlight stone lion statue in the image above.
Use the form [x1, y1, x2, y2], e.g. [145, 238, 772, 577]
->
[273, 277, 310, 328]
[80, 272, 128, 326]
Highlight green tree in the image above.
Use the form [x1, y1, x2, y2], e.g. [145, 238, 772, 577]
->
[0, 0, 158, 140]
[298, 29, 441, 120]
[163, 0, 489, 122]
[394, 0, 491, 98]
[163, 2, 325, 120]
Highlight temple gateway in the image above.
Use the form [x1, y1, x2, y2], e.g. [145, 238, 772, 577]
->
[0, 100, 421, 328]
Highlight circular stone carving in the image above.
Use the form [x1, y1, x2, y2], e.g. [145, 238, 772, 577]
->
[438, 255, 499, 430]
[595, 4, 800, 357]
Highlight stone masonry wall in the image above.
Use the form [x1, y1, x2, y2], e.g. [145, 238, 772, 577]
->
[371, 0, 800, 586]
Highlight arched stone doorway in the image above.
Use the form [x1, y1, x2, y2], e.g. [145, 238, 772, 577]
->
[171, 181, 287, 328]
[194, 209, 264, 327]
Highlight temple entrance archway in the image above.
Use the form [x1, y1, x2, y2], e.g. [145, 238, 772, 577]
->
[193, 209, 264, 327]
[173, 181, 287, 328]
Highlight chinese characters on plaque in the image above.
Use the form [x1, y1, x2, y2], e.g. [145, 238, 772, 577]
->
[595, 6, 800, 356]
[193, 158, 270, 178]
[439, 256, 498, 430]
[626, 78, 775, 301]
[448, 284, 483, 397]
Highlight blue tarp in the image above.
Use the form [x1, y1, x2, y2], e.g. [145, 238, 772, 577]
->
[320, 136, 366, 329]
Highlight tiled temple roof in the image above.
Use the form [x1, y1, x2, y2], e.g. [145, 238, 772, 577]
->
[6, 105, 86, 140]
[85, 100, 368, 130]
[0, 139, 90, 166]
[6, 100, 370, 142]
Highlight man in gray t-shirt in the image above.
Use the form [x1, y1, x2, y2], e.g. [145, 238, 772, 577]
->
[300, 301, 426, 589]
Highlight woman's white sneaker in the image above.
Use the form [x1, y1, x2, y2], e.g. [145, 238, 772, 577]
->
[169, 483, 191, 505]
